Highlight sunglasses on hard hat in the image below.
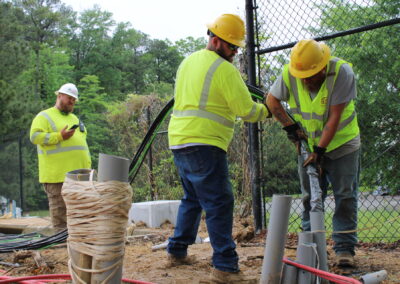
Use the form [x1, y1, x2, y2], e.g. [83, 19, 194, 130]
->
[207, 30, 240, 51]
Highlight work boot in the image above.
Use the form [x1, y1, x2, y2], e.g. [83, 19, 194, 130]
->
[335, 251, 355, 267]
[210, 268, 257, 284]
[166, 254, 197, 268]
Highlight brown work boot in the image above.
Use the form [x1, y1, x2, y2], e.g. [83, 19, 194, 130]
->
[210, 268, 257, 284]
[166, 254, 197, 268]
[335, 251, 355, 267]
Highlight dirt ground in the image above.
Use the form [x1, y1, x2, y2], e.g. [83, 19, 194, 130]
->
[0, 217, 399, 283]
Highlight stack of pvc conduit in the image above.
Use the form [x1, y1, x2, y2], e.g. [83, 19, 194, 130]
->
[62, 153, 132, 284]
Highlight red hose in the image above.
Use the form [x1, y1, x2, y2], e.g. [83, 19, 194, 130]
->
[0, 275, 45, 284]
[283, 258, 363, 284]
[0, 274, 156, 284]
[122, 279, 156, 284]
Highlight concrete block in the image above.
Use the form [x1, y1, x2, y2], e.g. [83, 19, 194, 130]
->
[128, 200, 181, 228]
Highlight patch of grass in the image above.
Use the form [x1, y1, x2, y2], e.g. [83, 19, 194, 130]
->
[265, 209, 400, 243]
[24, 210, 49, 217]
[356, 209, 400, 242]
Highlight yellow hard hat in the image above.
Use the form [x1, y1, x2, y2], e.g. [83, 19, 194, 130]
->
[206, 14, 246, 47]
[289, 39, 331, 78]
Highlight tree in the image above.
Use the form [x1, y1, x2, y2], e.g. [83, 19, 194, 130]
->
[0, 2, 33, 136]
[174, 36, 207, 57]
[76, 75, 112, 168]
[111, 22, 152, 96]
[13, 0, 75, 100]
[147, 39, 183, 84]
[67, 6, 118, 94]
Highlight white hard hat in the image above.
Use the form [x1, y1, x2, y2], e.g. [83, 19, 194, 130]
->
[55, 83, 79, 100]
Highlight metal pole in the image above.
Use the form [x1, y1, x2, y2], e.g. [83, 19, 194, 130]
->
[246, 0, 263, 232]
[18, 133, 24, 213]
[147, 106, 156, 200]
[257, 18, 400, 55]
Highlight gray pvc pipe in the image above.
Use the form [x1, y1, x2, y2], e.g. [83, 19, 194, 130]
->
[93, 153, 130, 284]
[296, 242, 317, 284]
[298, 231, 313, 244]
[310, 211, 329, 284]
[281, 263, 297, 284]
[98, 153, 130, 182]
[260, 195, 292, 284]
[66, 168, 95, 181]
[360, 270, 388, 284]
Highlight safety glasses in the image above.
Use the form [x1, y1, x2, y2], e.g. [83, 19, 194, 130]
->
[207, 30, 240, 51]
[221, 38, 239, 51]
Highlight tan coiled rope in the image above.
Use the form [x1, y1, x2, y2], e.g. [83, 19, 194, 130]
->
[62, 173, 132, 284]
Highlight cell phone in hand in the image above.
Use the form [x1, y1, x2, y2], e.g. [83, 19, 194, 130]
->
[69, 124, 79, 130]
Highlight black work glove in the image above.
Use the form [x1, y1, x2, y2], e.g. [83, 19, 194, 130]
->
[303, 145, 326, 168]
[283, 123, 308, 154]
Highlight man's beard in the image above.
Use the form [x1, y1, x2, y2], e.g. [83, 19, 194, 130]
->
[59, 102, 73, 114]
[215, 47, 233, 63]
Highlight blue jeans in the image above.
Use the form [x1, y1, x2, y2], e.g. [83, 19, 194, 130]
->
[299, 149, 360, 255]
[167, 146, 239, 272]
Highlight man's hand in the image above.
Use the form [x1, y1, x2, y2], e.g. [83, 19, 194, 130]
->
[303, 145, 326, 168]
[61, 125, 75, 140]
[282, 123, 308, 154]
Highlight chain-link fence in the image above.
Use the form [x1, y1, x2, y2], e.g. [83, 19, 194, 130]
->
[0, 133, 47, 215]
[251, 0, 400, 242]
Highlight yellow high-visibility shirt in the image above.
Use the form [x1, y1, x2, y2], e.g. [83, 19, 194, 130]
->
[282, 57, 360, 152]
[30, 107, 91, 183]
[169, 49, 269, 151]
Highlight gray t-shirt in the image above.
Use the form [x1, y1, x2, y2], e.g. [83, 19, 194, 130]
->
[269, 63, 360, 159]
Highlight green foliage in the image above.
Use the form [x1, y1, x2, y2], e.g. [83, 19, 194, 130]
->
[174, 36, 207, 57]
[25, 210, 49, 217]
[0, 2, 33, 136]
[77, 75, 113, 168]
[147, 39, 183, 84]
[262, 120, 300, 196]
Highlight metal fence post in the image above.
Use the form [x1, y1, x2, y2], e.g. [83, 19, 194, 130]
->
[245, 0, 264, 232]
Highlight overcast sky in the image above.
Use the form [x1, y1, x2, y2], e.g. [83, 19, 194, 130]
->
[62, 0, 245, 42]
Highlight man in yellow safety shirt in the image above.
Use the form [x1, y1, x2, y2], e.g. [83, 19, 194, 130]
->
[266, 39, 361, 267]
[30, 83, 91, 232]
[166, 14, 270, 283]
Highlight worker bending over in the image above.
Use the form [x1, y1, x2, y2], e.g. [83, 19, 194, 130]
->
[266, 39, 361, 267]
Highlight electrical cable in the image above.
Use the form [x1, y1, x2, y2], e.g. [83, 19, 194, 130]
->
[0, 232, 43, 242]
[128, 98, 174, 183]
[0, 229, 67, 253]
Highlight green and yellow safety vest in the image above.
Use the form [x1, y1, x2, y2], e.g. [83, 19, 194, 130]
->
[30, 107, 91, 183]
[282, 57, 360, 152]
[168, 49, 268, 151]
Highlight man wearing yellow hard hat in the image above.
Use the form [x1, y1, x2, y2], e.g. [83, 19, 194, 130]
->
[266, 39, 361, 267]
[167, 14, 270, 283]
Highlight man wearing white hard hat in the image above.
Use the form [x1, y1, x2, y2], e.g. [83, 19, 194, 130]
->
[30, 83, 91, 231]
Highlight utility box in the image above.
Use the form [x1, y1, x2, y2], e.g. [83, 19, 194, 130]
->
[128, 200, 181, 228]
